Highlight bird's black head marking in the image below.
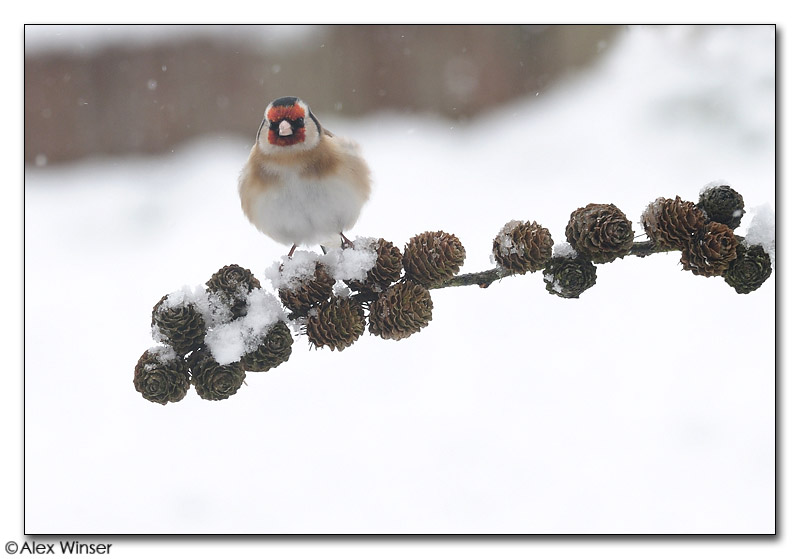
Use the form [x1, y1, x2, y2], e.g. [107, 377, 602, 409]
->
[271, 96, 300, 108]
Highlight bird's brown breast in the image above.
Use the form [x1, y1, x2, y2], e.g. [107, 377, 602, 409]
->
[241, 135, 371, 206]
[251, 137, 339, 179]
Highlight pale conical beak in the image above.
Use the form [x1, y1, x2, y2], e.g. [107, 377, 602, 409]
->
[278, 120, 293, 136]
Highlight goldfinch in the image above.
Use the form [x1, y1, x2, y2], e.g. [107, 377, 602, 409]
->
[238, 96, 371, 256]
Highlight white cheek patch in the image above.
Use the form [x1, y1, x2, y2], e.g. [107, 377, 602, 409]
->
[278, 120, 293, 136]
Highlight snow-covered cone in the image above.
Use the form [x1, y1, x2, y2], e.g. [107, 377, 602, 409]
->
[542, 255, 597, 299]
[278, 262, 335, 315]
[724, 243, 772, 294]
[641, 196, 706, 250]
[151, 294, 207, 355]
[680, 222, 739, 277]
[206, 264, 262, 318]
[346, 238, 403, 292]
[188, 348, 246, 401]
[133, 346, 191, 405]
[305, 297, 366, 351]
[402, 231, 466, 287]
[368, 281, 434, 340]
[698, 184, 746, 230]
[565, 203, 634, 264]
[492, 220, 554, 274]
[240, 321, 294, 372]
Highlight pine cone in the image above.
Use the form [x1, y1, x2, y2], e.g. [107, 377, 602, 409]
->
[565, 203, 634, 263]
[542, 256, 597, 299]
[278, 262, 335, 315]
[724, 243, 772, 294]
[240, 321, 294, 372]
[188, 348, 246, 401]
[698, 184, 746, 229]
[402, 231, 466, 287]
[206, 264, 262, 318]
[368, 281, 434, 340]
[492, 220, 554, 274]
[641, 196, 706, 249]
[151, 294, 207, 355]
[680, 222, 739, 277]
[347, 238, 403, 292]
[305, 297, 366, 351]
[133, 347, 191, 405]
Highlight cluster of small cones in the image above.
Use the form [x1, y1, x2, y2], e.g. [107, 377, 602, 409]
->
[489, 184, 770, 298]
[641, 184, 771, 292]
[277, 233, 464, 350]
[135, 234, 466, 404]
[491, 219, 597, 299]
[134, 264, 293, 405]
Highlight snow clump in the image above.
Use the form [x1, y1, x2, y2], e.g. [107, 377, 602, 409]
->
[204, 288, 286, 365]
[744, 204, 776, 267]
[552, 242, 578, 259]
[264, 237, 379, 289]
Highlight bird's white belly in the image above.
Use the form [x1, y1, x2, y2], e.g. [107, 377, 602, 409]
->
[251, 172, 365, 246]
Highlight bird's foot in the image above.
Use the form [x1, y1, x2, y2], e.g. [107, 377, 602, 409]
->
[340, 233, 355, 250]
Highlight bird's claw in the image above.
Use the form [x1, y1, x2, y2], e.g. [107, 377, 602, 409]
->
[340, 233, 355, 250]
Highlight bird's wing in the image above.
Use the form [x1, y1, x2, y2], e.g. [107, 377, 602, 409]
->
[331, 135, 364, 158]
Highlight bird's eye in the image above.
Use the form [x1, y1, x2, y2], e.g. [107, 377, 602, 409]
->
[294, 117, 305, 128]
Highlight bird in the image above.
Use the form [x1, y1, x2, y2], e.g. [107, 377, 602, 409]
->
[238, 96, 371, 257]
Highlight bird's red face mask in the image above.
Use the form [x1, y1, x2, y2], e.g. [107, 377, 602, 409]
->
[267, 104, 306, 146]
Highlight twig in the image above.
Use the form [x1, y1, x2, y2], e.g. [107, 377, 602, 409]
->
[431, 241, 676, 290]
[430, 267, 514, 289]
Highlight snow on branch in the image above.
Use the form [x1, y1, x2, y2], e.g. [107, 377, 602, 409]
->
[134, 183, 775, 405]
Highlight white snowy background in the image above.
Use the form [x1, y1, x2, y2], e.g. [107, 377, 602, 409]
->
[24, 25, 775, 534]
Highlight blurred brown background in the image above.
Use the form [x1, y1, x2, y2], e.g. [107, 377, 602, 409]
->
[25, 25, 621, 165]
